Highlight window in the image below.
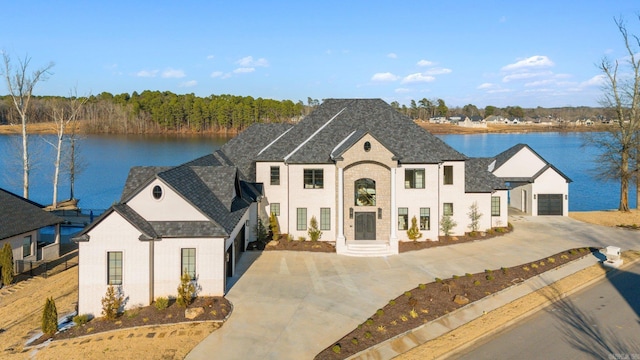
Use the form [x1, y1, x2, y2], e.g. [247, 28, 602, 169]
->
[303, 169, 323, 189]
[354, 178, 376, 206]
[181, 248, 196, 280]
[364, 141, 371, 152]
[444, 166, 453, 185]
[270, 166, 280, 185]
[107, 251, 123, 285]
[398, 207, 408, 230]
[443, 203, 453, 216]
[152, 185, 163, 200]
[420, 208, 430, 230]
[23, 235, 32, 257]
[405, 169, 425, 189]
[270, 203, 280, 216]
[297, 208, 307, 230]
[320, 208, 331, 230]
[491, 196, 501, 216]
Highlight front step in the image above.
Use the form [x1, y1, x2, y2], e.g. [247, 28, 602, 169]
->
[342, 240, 393, 257]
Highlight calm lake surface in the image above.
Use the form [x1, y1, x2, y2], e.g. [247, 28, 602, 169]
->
[0, 132, 634, 212]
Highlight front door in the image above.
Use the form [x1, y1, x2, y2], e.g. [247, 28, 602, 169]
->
[355, 212, 376, 240]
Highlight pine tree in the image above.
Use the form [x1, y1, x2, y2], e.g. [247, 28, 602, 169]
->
[269, 212, 280, 242]
[41, 297, 58, 336]
[407, 216, 422, 241]
[1, 243, 14, 286]
[176, 270, 196, 307]
[308, 216, 322, 241]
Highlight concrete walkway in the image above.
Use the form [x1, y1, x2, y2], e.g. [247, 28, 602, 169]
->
[186, 216, 640, 360]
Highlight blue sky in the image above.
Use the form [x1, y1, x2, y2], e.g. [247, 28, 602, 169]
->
[1, 1, 638, 108]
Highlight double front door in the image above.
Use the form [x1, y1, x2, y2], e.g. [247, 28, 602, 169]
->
[355, 212, 376, 240]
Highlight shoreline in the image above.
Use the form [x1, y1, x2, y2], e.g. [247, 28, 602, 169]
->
[0, 121, 611, 136]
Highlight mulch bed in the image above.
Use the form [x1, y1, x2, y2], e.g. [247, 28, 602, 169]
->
[262, 225, 513, 254]
[315, 247, 599, 359]
[30, 296, 231, 346]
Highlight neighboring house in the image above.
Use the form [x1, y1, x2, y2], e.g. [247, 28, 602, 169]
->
[486, 144, 572, 216]
[77, 99, 571, 316]
[0, 188, 63, 273]
[458, 116, 487, 128]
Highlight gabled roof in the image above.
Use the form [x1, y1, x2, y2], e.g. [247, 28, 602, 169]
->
[254, 99, 466, 164]
[465, 158, 508, 193]
[492, 144, 572, 183]
[0, 188, 63, 240]
[121, 166, 172, 201]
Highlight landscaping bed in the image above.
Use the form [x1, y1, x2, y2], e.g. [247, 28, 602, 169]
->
[264, 238, 337, 252]
[29, 296, 231, 346]
[315, 247, 599, 359]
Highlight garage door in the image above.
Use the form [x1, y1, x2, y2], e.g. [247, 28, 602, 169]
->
[538, 194, 563, 215]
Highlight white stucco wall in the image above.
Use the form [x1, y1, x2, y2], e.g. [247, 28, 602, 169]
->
[256, 161, 289, 233]
[127, 179, 208, 221]
[395, 164, 440, 241]
[77, 213, 149, 317]
[438, 161, 467, 236]
[493, 148, 546, 178]
[0, 230, 38, 263]
[532, 167, 570, 216]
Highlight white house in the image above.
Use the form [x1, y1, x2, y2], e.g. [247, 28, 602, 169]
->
[76, 99, 570, 316]
[487, 144, 571, 216]
[0, 188, 63, 275]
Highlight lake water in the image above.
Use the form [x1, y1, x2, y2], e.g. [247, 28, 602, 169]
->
[0, 132, 634, 212]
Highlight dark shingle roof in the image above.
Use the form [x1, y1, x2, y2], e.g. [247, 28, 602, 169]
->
[255, 99, 466, 164]
[121, 166, 171, 201]
[221, 123, 294, 181]
[465, 158, 508, 193]
[148, 221, 229, 238]
[0, 188, 63, 240]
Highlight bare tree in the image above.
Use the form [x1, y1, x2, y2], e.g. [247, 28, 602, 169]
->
[2, 52, 54, 198]
[585, 16, 640, 211]
[45, 91, 86, 208]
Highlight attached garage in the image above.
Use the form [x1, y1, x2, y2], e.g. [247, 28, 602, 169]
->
[537, 194, 563, 215]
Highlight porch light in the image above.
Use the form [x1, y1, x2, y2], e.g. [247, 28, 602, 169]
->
[378, 208, 382, 219]
[246, 220, 250, 228]
[349, 208, 353, 219]
[533, 194, 536, 199]
[565, 194, 568, 200]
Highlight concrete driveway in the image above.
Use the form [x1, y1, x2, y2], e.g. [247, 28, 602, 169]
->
[186, 216, 640, 360]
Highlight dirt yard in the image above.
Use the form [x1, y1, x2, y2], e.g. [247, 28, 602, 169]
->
[569, 209, 640, 227]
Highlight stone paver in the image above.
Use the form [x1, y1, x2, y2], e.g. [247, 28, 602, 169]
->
[186, 216, 640, 360]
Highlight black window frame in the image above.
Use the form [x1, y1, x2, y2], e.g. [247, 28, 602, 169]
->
[444, 165, 453, 185]
[303, 169, 324, 189]
[320, 208, 331, 231]
[296, 208, 307, 230]
[107, 251, 123, 285]
[23, 235, 32, 257]
[420, 208, 430, 230]
[443, 203, 454, 216]
[181, 248, 196, 280]
[491, 196, 501, 216]
[404, 169, 425, 189]
[398, 207, 409, 230]
[354, 178, 376, 206]
[270, 203, 280, 216]
[270, 166, 280, 185]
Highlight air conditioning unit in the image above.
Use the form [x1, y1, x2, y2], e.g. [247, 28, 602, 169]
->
[603, 246, 622, 268]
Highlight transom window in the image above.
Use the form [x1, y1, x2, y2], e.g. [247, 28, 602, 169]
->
[443, 166, 453, 185]
[355, 178, 376, 206]
[181, 248, 196, 280]
[107, 251, 123, 285]
[270, 166, 280, 185]
[152, 185, 163, 200]
[398, 207, 408, 230]
[303, 169, 324, 189]
[491, 196, 501, 216]
[405, 169, 425, 189]
[420, 208, 430, 230]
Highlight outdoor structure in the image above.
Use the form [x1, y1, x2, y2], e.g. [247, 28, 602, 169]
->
[487, 144, 572, 216]
[0, 188, 63, 273]
[74, 99, 573, 316]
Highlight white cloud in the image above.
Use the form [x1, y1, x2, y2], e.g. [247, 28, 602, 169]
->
[210, 71, 224, 78]
[234, 67, 255, 74]
[136, 70, 158, 77]
[237, 56, 269, 67]
[394, 88, 411, 93]
[417, 59, 434, 67]
[525, 79, 555, 87]
[401, 73, 435, 84]
[162, 68, 185, 78]
[477, 83, 496, 89]
[180, 80, 198, 87]
[425, 67, 452, 75]
[206, 55, 215, 60]
[581, 74, 606, 87]
[502, 71, 552, 82]
[501, 55, 554, 71]
[371, 72, 399, 82]
[387, 53, 397, 59]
